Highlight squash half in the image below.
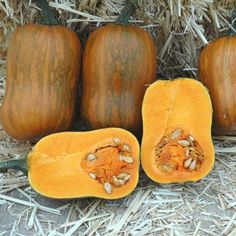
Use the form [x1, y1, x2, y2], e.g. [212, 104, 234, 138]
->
[29, 128, 140, 199]
[0, 128, 139, 199]
[141, 78, 215, 183]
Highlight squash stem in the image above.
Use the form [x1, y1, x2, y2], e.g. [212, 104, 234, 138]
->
[117, 0, 139, 25]
[0, 158, 28, 176]
[37, 0, 59, 25]
[226, 9, 236, 36]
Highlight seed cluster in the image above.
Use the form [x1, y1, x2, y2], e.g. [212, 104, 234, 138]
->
[83, 137, 134, 194]
[155, 128, 204, 172]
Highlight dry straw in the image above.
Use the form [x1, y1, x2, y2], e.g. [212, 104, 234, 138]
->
[0, 0, 236, 235]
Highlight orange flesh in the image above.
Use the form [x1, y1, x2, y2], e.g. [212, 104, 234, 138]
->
[141, 78, 215, 183]
[28, 128, 139, 199]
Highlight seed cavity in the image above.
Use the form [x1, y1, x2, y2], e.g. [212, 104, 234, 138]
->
[122, 144, 131, 152]
[177, 140, 190, 147]
[83, 141, 134, 194]
[104, 182, 112, 194]
[171, 129, 182, 139]
[155, 129, 204, 174]
[87, 153, 96, 162]
[113, 137, 121, 145]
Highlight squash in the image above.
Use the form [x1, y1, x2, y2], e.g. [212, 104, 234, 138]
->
[81, 0, 157, 136]
[0, 0, 81, 140]
[0, 128, 140, 199]
[198, 35, 236, 135]
[141, 78, 215, 183]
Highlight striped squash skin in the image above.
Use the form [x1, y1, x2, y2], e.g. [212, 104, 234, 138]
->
[81, 24, 157, 135]
[0, 24, 81, 140]
[198, 36, 236, 135]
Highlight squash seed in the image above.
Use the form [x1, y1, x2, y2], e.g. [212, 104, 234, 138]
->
[171, 129, 182, 139]
[89, 173, 96, 179]
[158, 138, 167, 148]
[177, 140, 190, 147]
[185, 148, 190, 158]
[123, 175, 131, 182]
[118, 154, 124, 161]
[156, 149, 161, 155]
[189, 135, 195, 141]
[189, 160, 197, 170]
[119, 179, 126, 185]
[162, 164, 174, 172]
[184, 158, 192, 168]
[112, 176, 121, 186]
[87, 153, 96, 162]
[122, 144, 131, 152]
[113, 137, 121, 145]
[122, 156, 134, 164]
[104, 182, 112, 194]
[117, 172, 129, 179]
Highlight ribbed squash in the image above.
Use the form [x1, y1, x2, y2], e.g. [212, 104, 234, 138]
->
[0, 128, 140, 199]
[198, 36, 236, 135]
[141, 78, 215, 183]
[81, 1, 157, 136]
[0, 0, 81, 140]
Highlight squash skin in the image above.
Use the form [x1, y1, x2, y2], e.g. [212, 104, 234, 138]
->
[141, 78, 215, 183]
[198, 36, 236, 135]
[27, 128, 140, 199]
[0, 24, 81, 140]
[81, 24, 157, 135]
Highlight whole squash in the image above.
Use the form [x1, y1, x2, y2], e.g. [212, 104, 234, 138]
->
[0, 0, 81, 140]
[198, 35, 236, 135]
[81, 1, 157, 136]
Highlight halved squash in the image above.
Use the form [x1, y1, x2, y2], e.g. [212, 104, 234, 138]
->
[141, 78, 215, 183]
[0, 128, 140, 199]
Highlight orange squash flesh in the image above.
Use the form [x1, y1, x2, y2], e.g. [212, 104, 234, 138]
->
[141, 78, 215, 183]
[28, 128, 139, 199]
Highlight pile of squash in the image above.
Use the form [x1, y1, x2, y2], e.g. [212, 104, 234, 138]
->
[0, 0, 234, 199]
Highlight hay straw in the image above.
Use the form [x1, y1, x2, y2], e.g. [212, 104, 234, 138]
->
[63, 200, 101, 236]
[0, 0, 234, 80]
[0, 193, 60, 215]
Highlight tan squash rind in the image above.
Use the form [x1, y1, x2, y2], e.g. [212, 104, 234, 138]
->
[0, 24, 81, 140]
[198, 36, 236, 135]
[81, 24, 157, 135]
